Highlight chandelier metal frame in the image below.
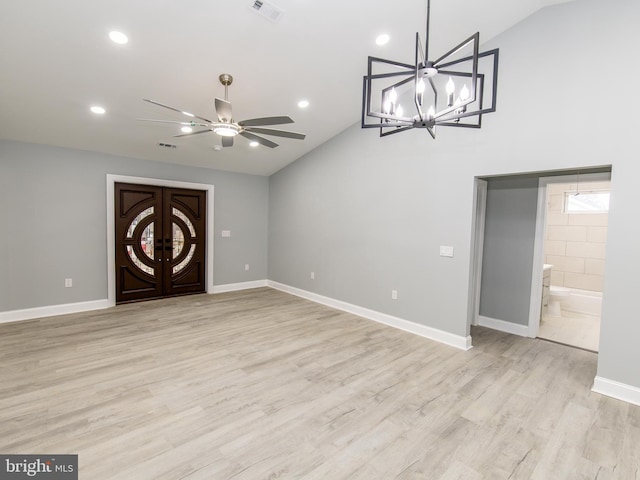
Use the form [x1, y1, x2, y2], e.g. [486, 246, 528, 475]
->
[361, 0, 499, 139]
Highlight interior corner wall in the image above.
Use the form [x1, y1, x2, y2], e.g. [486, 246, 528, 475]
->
[479, 177, 539, 326]
[0, 140, 269, 312]
[268, 0, 640, 389]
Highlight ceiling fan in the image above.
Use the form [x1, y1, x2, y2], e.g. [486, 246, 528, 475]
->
[140, 74, 306, 149]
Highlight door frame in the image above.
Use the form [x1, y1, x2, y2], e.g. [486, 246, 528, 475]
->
[106, 174, 215, 307]
[467, 178, 488, 330]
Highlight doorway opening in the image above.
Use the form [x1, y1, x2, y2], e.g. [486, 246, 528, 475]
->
[468, 168, 612, 352]
[535, 173, 610, 352]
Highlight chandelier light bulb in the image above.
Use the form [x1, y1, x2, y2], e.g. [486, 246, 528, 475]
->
[446, 77, 456, 107]
[416, 78, 425, 106]
[383, 94, 391, 114]
[446, 77, 455, 94]
[427, 105, 435, 120]
[389, 87, 398, 104]
[460, 84, 470, 101]
[396, 104, 404, 118]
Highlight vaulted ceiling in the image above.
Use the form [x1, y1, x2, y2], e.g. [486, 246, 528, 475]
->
[0, 0, 573, 175]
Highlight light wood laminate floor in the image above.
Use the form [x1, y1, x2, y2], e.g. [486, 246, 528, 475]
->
[1, 288, 638, 479]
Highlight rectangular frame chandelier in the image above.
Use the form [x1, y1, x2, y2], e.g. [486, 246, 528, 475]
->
[362, 0, 499, 139]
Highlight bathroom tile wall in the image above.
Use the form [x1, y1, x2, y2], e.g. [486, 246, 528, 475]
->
[544, 181, 609, 292]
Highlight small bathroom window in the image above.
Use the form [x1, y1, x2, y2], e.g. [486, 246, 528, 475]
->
[564, 190, 610, 214]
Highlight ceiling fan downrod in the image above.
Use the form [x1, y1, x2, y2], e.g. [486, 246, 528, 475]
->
[219, 74, 233, 101]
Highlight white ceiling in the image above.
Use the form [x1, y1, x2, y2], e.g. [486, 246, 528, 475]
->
[0, 0, 571, 176]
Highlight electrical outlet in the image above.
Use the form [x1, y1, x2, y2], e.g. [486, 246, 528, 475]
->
[65, 278, 73, 288]
[245, 264, 250, 271]
[310, 271, 315, 280]
[391, 290, 398, 300]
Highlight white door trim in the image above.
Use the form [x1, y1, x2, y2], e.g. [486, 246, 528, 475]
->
[106, 174, 215, 307]
[468, 178, 488, 329]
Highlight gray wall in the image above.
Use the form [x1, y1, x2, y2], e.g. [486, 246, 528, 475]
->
[0, 140, 269, 311]
[269, 0, 640, 388]
[269, 125, 475, 336]
[479, 177, 539, 325]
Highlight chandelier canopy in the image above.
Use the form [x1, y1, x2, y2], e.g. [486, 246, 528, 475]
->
[361, 0, 499, 139]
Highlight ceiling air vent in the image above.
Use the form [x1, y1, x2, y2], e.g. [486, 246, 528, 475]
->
[250, 0, 285, 23]
[157, 142, 177, 149]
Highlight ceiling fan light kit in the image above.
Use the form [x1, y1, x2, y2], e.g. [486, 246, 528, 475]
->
[361, 0, 499, 139]
[140, 73, 305, 149]
[213, 124, 240, 137]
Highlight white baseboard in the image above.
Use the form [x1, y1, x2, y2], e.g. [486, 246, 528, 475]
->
[0, 299, 110, 324]
[477, 315, 530, 337]
[0, 281, 472, 352]
[592, 376, 640, 406]
[267, 280, 472, 351]
[0, 280, 268, 323]
[212, 280, 268, 294]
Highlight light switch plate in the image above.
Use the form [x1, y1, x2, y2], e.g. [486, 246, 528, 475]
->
[439, 246, 454, 257]
[221, 230, 231, 237]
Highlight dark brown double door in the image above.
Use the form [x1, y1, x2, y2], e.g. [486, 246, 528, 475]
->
[115, 183, 206, 303]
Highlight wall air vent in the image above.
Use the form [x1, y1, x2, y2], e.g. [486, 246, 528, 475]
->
[157, 142, 177, 149]
[250, 0, 285, 23]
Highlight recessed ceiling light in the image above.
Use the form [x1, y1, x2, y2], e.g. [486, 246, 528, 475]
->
[90, 106, 106, 114]
[375, 34, 390, 46]
[181, 126, 193, 133]
[297, 100, 309, 109]
[109, 31, 128, 45]
[249, 141, 259, 147]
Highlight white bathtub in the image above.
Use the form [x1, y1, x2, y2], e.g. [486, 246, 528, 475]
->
[557, 287, 602, 316]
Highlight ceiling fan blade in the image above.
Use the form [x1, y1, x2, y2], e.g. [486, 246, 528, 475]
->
[172, 129, 213, 138]
[240, 131, 279, 148]
[215, 98, 233, 123]
[143, 99, 213, 123]
[244, 127, 306, 140]
[238, 116, 294, 127]
[222, 136, 234, 148]
[138, 118, 210, 127]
